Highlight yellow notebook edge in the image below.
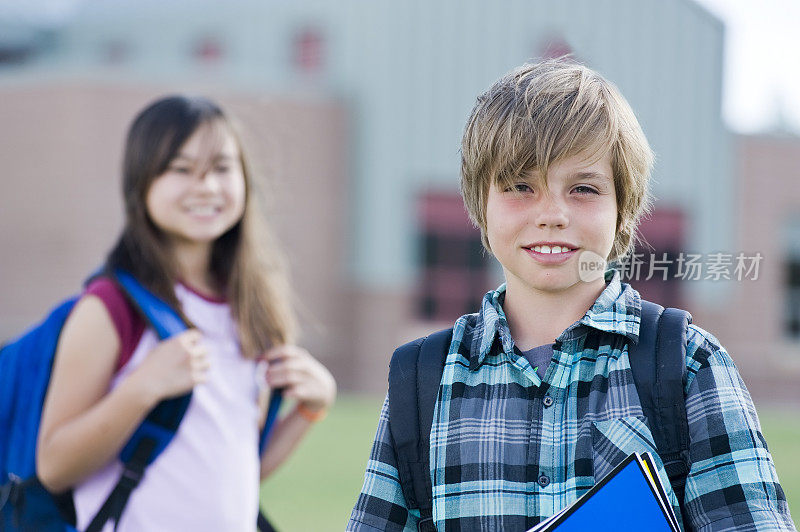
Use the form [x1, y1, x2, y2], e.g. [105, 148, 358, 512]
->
[638, 452, 681, 532]
[527, 452, 682, 532]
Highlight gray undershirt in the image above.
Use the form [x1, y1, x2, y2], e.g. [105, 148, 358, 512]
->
[513, 343, 555, 380]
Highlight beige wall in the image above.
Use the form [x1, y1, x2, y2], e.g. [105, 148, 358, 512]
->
[693, 134, 800, 404]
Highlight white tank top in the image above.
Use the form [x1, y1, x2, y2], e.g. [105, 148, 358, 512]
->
[73, 284, 261, 532]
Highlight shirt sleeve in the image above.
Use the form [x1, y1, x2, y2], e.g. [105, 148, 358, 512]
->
[83, 277, 146, 371]
[682, 325, 796, 531]
[347, 395, 420, 532]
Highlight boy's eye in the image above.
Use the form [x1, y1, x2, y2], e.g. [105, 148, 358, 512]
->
[573, 185, 599, 195]
[504, 183, 533, 193]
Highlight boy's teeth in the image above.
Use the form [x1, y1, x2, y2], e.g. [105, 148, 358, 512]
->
[532, 245, 572, 254]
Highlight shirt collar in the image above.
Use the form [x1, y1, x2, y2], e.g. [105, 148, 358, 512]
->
[470, 270, 642, 369]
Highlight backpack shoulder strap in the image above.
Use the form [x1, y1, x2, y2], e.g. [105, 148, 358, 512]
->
[629, 300, 693, 514]
[112, 269, 187, 340]
[111, 269, 282, 456]
[388, 328, 452, 532]
[110, 269, 281, 532]
[112, 269, 192, 462]
[85, 269, 192, 532]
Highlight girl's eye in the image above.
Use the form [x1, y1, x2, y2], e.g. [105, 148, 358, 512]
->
[214, 165, 231, 173]
[169, 166, 192, 174]
[573, 185, 599, 195]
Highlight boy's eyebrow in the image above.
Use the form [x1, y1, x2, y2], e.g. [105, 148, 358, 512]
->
[571, 171, 612, 182]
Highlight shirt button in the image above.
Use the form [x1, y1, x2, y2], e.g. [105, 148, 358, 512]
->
[542, 395, 554, 408]
[538, 474, 550, 488]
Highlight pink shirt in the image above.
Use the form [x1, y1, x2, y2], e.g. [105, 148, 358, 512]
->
[73, 280, 262, 531]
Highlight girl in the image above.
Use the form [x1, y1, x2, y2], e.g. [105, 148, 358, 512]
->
[36, 95, 336, 531]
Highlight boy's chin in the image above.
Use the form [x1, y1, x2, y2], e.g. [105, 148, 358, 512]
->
[532, 279, 584, 294]
[509, 272, 583, 294]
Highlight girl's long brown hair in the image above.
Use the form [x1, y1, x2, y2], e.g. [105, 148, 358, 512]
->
[106, 95, 297, 355]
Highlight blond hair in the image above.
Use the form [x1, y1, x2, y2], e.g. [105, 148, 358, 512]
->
[460, 59, 654, 261]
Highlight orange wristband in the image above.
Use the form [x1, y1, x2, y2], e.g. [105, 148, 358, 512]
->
[296, 402, 327, 422]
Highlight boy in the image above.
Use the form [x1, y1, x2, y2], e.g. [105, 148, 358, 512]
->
[347, 60, 794, 531]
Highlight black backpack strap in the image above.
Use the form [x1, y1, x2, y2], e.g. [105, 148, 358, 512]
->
[388, 328, 452, 532]
[85, 438, 155, 532]
[108, 270, 283, 532]
[629, 300, 692, 517]
[257, 509, 278, 532]
[80, 270, 193, 532]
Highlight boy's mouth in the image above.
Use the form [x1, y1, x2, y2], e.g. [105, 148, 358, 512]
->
[525, 242, 577, 254]
[529, 245, 575, 254]
[523, 242, 579, 265]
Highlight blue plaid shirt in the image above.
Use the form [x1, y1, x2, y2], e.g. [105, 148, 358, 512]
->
[348, 273, 795, 531]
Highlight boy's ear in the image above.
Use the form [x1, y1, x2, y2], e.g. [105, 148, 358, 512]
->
[481, 231, 493, 254]
[616, 214, 628, 236]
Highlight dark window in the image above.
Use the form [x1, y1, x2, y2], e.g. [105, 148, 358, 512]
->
[0, 45, 33, 65]
[625, 207, 685, 309]
[786, 255, 800, 340]
[416, 191, 491, 322]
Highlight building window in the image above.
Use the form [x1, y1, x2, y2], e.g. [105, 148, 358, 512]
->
[0, 45, 33, 65]
[292, 26, 324, 74]
[622, 206, 685, 309]
[100, 40, 130, 65]
[193, 35, 223, 63]
[787, 259, 800, 339]
[785, 218, 800, 340]
[417, 191, 491, 322]
[538, 34, 573, 61]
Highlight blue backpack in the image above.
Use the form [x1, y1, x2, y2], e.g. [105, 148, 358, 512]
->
[0, 270, 282, 532]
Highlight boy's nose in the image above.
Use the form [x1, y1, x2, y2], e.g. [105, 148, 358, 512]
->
[534, 195, 569, 228]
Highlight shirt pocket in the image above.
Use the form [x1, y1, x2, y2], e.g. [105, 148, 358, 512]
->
[591, 415, 659, 481]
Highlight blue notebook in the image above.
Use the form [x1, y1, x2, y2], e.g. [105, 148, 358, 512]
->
[528, 452, 680, 532]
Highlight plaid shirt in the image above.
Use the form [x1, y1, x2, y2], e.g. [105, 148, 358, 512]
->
[348, 273, 795, 531]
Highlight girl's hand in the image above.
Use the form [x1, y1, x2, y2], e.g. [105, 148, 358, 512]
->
[131, 329, 210, 404]
[263, 345, 336, 413]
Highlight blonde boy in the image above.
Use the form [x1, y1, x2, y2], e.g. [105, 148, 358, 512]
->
[348, 60, 794, 531]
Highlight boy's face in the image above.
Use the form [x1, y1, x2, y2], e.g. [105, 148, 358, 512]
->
[485, 152, 617, 296]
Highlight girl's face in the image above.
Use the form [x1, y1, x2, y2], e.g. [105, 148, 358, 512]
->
[146, 122, 246, 251]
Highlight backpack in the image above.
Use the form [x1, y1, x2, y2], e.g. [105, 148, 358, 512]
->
[388, 300, 692, 532]
[0, 269, 282, 532]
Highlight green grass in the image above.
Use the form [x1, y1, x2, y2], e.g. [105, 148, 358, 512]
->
[759, 409, 800, 520]
[259, 395, 385, 531]
[260, 396, 800, 530]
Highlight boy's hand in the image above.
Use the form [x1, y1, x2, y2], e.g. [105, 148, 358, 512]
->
[263, 345, 337, 413]
[131, 329, 210, 404]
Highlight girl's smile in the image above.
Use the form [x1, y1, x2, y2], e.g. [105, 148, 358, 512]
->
[183, 203, 223, 218]
[145, 122, 246, 249]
